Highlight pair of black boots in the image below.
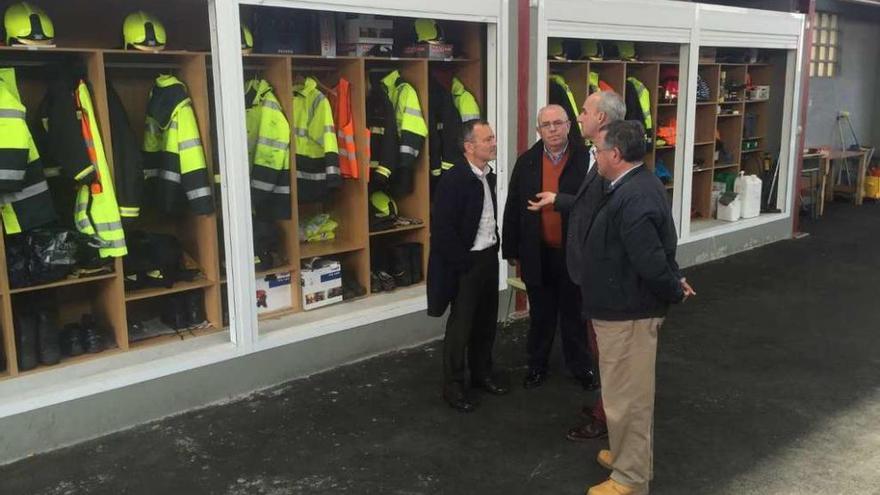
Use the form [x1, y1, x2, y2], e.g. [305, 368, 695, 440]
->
[161, 291, 205, 330]
[389, 243, 423, 287]
[15, 310, 104, 371]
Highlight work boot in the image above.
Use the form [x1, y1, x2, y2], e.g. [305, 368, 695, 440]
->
[597, 449, 614, 470]
[36, 309, 61, 366]
[390, 244, 412, 287]
[406, 243, 423, 284]
[586, 478, 644, 495]
[14, 312, 38, 371]
[79, 314, 105, 354]
[184, 291, 205, 327]
[61, 323, 85, 357]
[161, 296, 188, 330]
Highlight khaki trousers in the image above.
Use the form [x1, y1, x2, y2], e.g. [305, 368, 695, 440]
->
[592, 317, 664, 492]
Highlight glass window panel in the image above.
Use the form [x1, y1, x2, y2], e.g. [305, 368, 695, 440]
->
[819, 46, 826, 60]
[830, 31, 837, 45]
[810, 62, 816, 77]
[820, 30, 827, 44]
[829, 47, 836, 62]
[830, 14, 838, 29]
[811, 45, 817, 59]
[828, 64, 835, 77]
[818, 63, 825, 77]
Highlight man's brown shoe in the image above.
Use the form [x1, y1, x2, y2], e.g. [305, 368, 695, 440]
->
[586, 478, 644, 495]
[596, 449, 613, 470]
[566, 418, 608, 441]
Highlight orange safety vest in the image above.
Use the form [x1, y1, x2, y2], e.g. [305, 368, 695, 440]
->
[329, 77, 358, 179]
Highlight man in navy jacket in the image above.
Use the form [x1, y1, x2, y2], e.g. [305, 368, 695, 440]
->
[428, 119, 509, 413]
[582, 120, 695, 495]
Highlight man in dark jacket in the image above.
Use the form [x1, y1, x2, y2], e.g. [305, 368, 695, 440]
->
[503, 104, 595, 390]
[582, 120, 695, 495]
[427, 119, 509, 413]
[529, 90, 626, 441]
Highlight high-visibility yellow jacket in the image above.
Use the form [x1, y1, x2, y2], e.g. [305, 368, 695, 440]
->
[625, 76, 654, 143]
[383, 70, 427, 196]
[293, 77, 340, 203]
[0, 68, 56, 235]
[246, 78, 291, 219]
[72, 80, 127, 257]
[548, 74, 583, 142]
[144, 74, 214, 215]
[429, 76, 480, 192]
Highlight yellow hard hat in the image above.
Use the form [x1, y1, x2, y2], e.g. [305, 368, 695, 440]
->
[414, 19, 443, 44]
[123, 11, 166, 51]
[4, 2, 54, 46]
[241, 24, 253, 53]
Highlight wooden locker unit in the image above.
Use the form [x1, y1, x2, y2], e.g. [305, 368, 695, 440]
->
[105, 50, 224, 341]
[591, 61, 626, 95]
[625, 62, 659, 170]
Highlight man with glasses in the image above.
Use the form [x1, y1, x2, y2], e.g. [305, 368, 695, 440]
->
[529, 91, 625, 441]
[502, 104, 595, 391]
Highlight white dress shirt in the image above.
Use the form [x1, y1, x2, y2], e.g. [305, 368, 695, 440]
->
[469, 161, 498, 251]
[588, 146, 597, 172]
[610, 162, 644, 189]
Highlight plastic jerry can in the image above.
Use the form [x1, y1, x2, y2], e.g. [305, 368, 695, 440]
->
[734, 172, 762, 219]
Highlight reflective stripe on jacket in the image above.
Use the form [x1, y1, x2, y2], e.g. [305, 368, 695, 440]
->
[0, 67, 56, 234]
[73, 81, 127, 257]
[144, 74, 214, 215]
[330, 77, 359, 179]
[382, 70, 427, 196]
[246, 78, 291, 219]
[293, 77, 340, 203]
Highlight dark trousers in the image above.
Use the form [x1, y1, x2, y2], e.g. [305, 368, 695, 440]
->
[443, 248, 499, 385]
[525, 245, 593, 376]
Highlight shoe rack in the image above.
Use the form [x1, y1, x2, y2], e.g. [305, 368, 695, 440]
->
[0, 1, 488, 379]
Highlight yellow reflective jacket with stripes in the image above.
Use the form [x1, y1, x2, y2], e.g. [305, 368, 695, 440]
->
[246, 78, 291, 219]
[144, 74, 214, 215]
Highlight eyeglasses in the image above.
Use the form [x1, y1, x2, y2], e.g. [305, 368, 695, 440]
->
[538, 120, 570, 130]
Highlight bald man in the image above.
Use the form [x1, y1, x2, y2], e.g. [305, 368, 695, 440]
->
[502, 104, 596, 390]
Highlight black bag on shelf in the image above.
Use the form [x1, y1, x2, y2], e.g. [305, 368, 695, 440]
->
[6, 227, 101, 288]
[123, 231, 185, 290]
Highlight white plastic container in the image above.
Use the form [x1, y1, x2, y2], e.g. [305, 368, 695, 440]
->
[734, 172, 762, 219]
[717, 193, 741, 222]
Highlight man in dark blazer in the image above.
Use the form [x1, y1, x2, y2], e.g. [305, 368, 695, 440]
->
[502, 104, 595, 390]
[529, 91, 626, 441]
[582, 120, 695, 495]
[428, 119, 509, 413]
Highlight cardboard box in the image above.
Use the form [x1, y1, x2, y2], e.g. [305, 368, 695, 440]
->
[255, 273, 292, 314]
[339, 15, 394, 45]
[747, 85, 770, 101]
[319, 13, 336, 57]
[301, 259, 343, 310]
[401, 43, 454, 60]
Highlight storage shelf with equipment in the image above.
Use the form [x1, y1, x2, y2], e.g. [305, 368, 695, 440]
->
[689, 47, 789, 234]
[546, 40, 681, 204]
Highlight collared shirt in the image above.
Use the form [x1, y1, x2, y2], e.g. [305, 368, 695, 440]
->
[610, 162, 644, 189]
[469, 161, 498, 251]
[543, 141, 569, 165]
[588, 146, 597, 172]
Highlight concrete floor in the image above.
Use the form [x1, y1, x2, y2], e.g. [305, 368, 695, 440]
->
[2, 202, 880, 494]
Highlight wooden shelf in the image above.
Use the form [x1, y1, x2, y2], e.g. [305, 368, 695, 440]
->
[697, 102, 716, 106]
[742, 148, 764, 154]
[658, 102, 677, 107]
[715, 163, 740, 170]
[665, 184, 675, 190]
[300, 239, 363, 259]
[548, 59, 589, 64]
[369, 224, 426, 237]
[11, 347, 125, 379]
[125, 278, 215, 302]
[695, 141, 714, 146]
[720, 100, 745, 104]
[128, 325, 222, 350]
[746, 99, 770, 103]
[693, 167, 713, 173]
[717, 113, 742, 118]
[656, 145, 675, 150]
[744, 136, 765, 140]
[10, 272, 117, 295]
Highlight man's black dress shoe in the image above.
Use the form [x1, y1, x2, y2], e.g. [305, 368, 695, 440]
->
[472, 377, 509, 396]
[443, 384, 476, 413]
[566, 418, 608, 441]
[577, 369, 600, 391]
[523, 369, 546, 389]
